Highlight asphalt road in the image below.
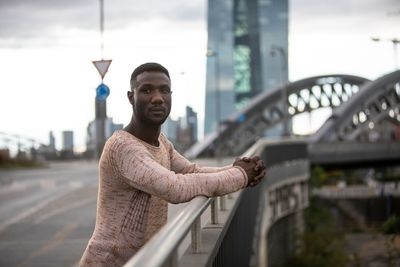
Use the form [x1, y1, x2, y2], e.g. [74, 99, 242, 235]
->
[0, 161, 99, 267]
[0, 158, 225, 267]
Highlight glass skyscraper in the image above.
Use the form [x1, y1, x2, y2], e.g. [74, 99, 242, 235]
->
[204, 0, 289, 135]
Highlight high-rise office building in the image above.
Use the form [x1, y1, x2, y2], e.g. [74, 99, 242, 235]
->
[86, 117, 123, 158]
[204, 0, 289, 135]
[62, 131, 74, 151]
[61, 130, 74, 159]
[162, 106, 198, 153]
[162, 117, 179, 144]
[49, 131, 55, 151]
[185, 106, 198, 144]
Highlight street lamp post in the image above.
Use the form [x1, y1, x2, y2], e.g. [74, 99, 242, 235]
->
[270, 45, 289, 137]
[371, 37, 400, 70]
[206, 49, 221, 163]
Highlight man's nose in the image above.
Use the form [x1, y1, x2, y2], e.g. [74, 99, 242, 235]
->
[151, 89, 164, 103]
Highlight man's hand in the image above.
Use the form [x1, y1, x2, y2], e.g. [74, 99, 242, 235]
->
[233, 156, 266, 187]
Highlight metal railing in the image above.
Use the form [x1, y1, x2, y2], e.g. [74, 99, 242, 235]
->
[123, 139, 309, 267]
[123, 196, 213, 267]
[123, 140, 264, 267]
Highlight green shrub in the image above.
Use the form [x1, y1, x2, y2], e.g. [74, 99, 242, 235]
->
[382, 214, 400, 234]
[282, 198, 348, 267]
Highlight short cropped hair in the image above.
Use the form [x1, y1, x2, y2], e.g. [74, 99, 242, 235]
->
[130, 62, 170, 90]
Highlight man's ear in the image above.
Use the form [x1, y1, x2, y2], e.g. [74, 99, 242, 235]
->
[127, 90, 134, 105]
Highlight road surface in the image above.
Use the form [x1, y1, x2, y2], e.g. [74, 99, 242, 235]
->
[0, 161, 99, 267]
[0, 158, 223, 267]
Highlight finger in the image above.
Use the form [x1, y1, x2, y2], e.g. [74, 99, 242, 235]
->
[250, 179, 261, 187]
[255, 160, 263, 167]
[256, 160, 266, 170]
[256, 159, 264, 166]
[242, 157, 251, 162]
[253, 167, 263, 177]
[253, 170, 266, 181]
[251, 156, 260, 162]
[249, 170, 265, 186]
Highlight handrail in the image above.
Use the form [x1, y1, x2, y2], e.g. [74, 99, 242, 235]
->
[123, 196, 213, 267]
[123, 138, 308, 267]
[123, 141, 263, 267]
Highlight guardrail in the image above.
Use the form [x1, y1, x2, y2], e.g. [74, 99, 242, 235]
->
[308, 141, 400, 167]
[123, 139, 309, 267]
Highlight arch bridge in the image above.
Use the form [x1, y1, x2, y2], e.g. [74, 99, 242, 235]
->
[309, 70, 400, 168]
[186, 74, 370, 159]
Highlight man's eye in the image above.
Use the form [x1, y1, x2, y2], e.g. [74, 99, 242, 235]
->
[142, 88, 152, 94]
[161, 88, 172, 94]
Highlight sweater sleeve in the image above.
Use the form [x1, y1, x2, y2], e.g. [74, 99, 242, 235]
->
[110, 141, 248, 204]
[164, 136, 232, 174]
[171, 148, 232, 174]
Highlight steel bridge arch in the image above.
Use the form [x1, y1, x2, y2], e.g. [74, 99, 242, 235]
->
[186, 74, 369, 159]
[311, 70, 400, 143]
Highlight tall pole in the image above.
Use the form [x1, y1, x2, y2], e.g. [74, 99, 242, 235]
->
[100, 0, 104, 60]
[215, 53, 221, 163]
[271, 46, 289, 137]
[95, 0, 107, 159]
[206, 49, 221, 164]
[393, 39, 399, 70]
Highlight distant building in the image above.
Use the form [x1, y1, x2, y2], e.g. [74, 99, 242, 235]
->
[61, 130, 74, 159]
[86, 117, 123, 158]
[204, 0, 289, 136]
[49, 131, 55, 151]
[62, 131, 74, 151]
[163, 117, 179, 144]
[162, 106, 198, 153]
[36, 131, 58, 160]
[186, 106, 198, 144]
[105, 118, 124, 139]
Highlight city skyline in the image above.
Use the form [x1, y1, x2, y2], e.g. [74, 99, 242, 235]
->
[0, 0, 399, 151]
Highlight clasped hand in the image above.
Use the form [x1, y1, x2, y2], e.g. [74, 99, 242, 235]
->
[233, 156, 266, 187]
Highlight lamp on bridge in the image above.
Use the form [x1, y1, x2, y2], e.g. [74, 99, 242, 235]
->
[270, 45, 290, 137]
[206, 48, 222, 163]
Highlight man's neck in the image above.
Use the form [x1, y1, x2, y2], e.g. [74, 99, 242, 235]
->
[124, 120, 161, 146]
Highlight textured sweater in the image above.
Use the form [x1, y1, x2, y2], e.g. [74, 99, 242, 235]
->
[79, 130, 248, 267]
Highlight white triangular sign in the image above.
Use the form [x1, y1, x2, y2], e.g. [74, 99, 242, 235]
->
[92, 59, 112, 79]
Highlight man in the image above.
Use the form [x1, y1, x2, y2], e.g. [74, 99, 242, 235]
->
[79, 62, 266, 267]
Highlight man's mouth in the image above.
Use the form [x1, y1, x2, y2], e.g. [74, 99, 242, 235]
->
[149, 107, 165, 115]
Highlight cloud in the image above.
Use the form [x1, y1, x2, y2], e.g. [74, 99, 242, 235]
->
[291, 0, 400, 27]
[292, 0, 399, 18]
[0, 0, 205, 47]
[0, 0, 96, 45]
[290, 0, 400, 40]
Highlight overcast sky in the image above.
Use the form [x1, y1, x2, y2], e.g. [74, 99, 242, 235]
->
[0, 0, 399, 151]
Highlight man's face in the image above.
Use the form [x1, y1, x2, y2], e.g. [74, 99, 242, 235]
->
[129, 71, 172, 126]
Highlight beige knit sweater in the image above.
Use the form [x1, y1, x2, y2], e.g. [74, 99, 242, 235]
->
[79, 130, 248, 267]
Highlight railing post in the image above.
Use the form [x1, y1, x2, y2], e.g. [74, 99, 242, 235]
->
[211, 198, 219, 224]
[165, 250, 178, 267]
[191, 217, 202, 253]
[219, 195, 226, 211]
